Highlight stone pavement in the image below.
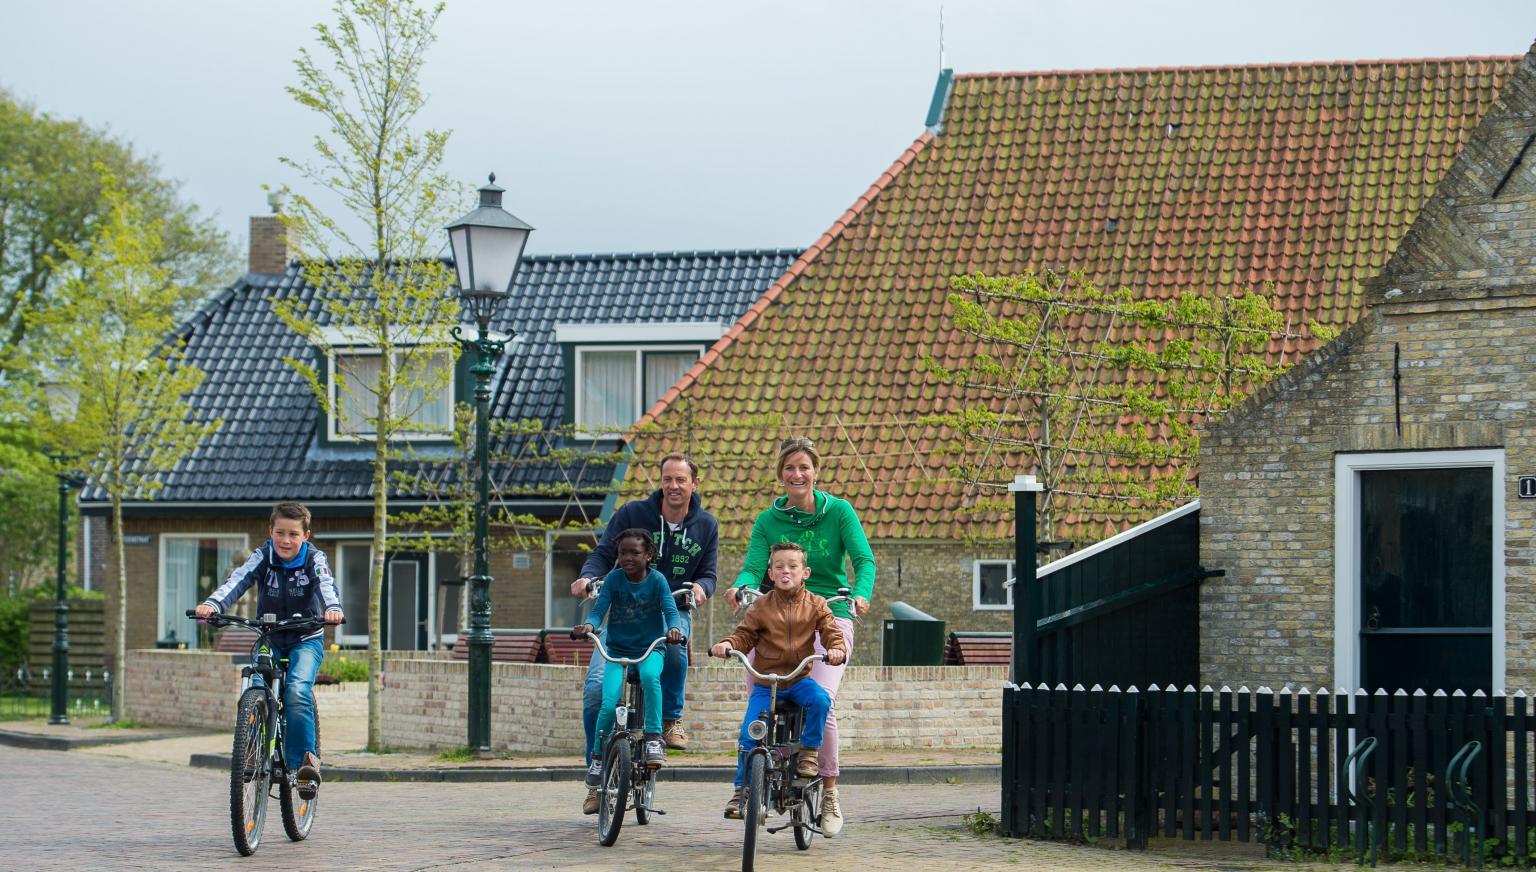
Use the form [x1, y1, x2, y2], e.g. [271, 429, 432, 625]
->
[1, 743, 1401, 871]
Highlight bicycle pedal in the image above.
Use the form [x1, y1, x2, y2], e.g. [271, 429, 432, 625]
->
[639, 807, 666, 815]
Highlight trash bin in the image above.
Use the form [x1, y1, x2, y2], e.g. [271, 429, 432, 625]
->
[881, 601, 945, 666]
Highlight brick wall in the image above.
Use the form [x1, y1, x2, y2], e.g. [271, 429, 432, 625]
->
[379, 657, 1006, 753]
[117, 649, 1007, 753]
[1199, 285, 1536, 693]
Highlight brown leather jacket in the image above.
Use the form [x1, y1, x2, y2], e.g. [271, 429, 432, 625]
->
[720, 586, 846, 687]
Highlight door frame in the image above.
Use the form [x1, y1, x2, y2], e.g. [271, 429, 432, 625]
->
[384, 552, 431, 650]
[1332, 448, 1505, 692]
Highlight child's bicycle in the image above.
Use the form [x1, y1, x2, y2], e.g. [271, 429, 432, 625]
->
[186, 608, 326, 856]
[723, 586, 851, 872]
[571, 626, 687, 847]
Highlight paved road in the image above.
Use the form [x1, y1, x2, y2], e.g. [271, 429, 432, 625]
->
[1, 745, 1324, 871]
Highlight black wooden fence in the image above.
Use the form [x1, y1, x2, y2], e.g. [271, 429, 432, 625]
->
[1003, 683, 1536, 863]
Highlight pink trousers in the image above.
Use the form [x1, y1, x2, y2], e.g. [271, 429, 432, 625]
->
[744, 616, 854, 777]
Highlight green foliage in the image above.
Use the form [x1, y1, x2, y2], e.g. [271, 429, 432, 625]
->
[0, 584, 98, 676]
[0, 431, 61, 588]
[0, 89, 235, 380]
[961, 808, 998, 836]
[319, 653, 369, 683]
[927, 268, 1333, 546]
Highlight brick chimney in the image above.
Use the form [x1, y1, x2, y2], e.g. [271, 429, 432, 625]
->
[248, 192, 292, 274]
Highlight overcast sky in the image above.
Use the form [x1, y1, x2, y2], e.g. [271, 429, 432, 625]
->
[4, 1, 1536, 259]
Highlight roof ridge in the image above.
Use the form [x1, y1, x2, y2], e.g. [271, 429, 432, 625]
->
[522, 248, 804, 263]
[629, 131, 938, 434]
[953, 54, 1521, 81]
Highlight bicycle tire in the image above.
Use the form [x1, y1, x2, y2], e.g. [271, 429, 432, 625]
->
[741, 752, 767, 872]
[230, 688, 271, 856]
[794, 780, 821, 850]
[280, 707, 320, 840]
[597, 738, 631, 847]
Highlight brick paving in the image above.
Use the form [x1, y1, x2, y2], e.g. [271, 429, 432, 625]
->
[1, 744, 1417, 871]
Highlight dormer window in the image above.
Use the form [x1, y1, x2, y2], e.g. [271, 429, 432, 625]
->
[556, 322, 725, 440]
[330, 348, 454, 440]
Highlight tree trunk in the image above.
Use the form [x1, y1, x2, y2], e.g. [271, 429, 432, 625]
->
[367, 437, 387, 752]
[111, 494, 126, 723]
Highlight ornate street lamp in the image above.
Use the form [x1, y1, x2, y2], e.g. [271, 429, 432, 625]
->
[446, 174, 533, 753]
[43, 381, 80, 725]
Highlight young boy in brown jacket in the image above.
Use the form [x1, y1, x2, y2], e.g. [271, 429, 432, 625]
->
[710, 541, 846, 818]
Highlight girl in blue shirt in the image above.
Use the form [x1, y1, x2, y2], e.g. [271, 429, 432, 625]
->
[574, 529, 683, 779]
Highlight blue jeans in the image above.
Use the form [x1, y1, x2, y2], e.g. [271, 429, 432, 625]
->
[262, 636, 324, 771]
[733, 678, 830, 786]
[582, 611, 692, 764]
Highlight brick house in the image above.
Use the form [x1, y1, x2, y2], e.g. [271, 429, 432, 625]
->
[1199, 48, 1536, 695]
[78, 211, 799, 661]
[625, 56, 1518, 654]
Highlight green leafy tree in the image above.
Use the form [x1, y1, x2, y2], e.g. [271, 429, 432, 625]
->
[18, 169, 221, 720]
[925, 268, 1335, 549]
[270, 0, 460, 751]
[0, 90, 236, 378]
[0, 430, 61, 589]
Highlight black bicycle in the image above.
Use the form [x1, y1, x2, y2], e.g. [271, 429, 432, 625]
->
[723, 586, 852, 872]
[572, 629, 685, 847]
[187, 609, 325, 856]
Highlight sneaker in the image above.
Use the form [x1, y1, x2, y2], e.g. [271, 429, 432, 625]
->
[642, 735, 667, 768]
[820, 787, 843, 837]
[296, 752, 321, 800]
[795, 748, 819, 778]
[584, 759, 603, 788]
[582, 788, 600, 815]
[662, 719, 689, 750]
[723, 788, 743, 819]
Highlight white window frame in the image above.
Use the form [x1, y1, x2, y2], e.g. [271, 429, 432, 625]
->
[1332, 449, 1506, 693]
[572, 344, 702, 439]
[332, 540, 373, 647]
[158, 532, 249, 650]
[973, 559, 1015, 611]
[327, 347, 456, 442]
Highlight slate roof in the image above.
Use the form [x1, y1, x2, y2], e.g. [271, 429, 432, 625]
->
[81, 249, 801, 509]
[627, 56, 1518, 545]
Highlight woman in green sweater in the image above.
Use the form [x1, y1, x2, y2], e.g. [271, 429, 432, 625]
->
[723, 436, 875, 836]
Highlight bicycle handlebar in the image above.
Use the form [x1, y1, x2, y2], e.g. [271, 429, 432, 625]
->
[573, 631, 685, 666]
[185, 609, 329, 633]
[737, 586, 853, 609]
[721, 648, 824, 685]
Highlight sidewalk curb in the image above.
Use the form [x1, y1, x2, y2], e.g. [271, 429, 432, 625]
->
[188, 753, 1000, 785]
[0, 728, 204, 751]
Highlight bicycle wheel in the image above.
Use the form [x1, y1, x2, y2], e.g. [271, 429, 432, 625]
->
[230, 688, 271, 856]
[281, 710, 320, 840]
[741, 752, 767, 872]
[597, 737, 631, 847]
[794, 779, 822, 850]
[634, 768, 656, 825]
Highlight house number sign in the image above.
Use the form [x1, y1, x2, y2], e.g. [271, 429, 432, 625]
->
[1521, 476, 1536, 499]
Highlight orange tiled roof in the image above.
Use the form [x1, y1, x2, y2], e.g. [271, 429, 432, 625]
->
[628, 56, 1518, 545]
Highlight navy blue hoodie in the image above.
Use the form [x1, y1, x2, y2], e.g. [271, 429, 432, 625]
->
[204, 541, 340, 648]
[578, 490, 719, 610]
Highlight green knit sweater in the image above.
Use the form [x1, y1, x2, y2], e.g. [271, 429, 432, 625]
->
[730, 490, 876, 619]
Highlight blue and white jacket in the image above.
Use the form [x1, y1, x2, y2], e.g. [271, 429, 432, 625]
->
[203, 541, 341, 648]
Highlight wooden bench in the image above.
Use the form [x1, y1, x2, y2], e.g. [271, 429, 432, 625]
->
[448, 630, 544, 663]
[540, 629, 595, 666]
[214, 628, 260, 654]
[944, 631, 1012, 666]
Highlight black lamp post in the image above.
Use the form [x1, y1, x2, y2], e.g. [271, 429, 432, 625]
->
[446, 174, 532, 753]
[49, 462, 74, 725]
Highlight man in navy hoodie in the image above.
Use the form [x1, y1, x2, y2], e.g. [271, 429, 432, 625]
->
[570, 452, 718, 813]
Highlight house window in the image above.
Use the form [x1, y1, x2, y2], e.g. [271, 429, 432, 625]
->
[335, 543, 372, 647]
[973, 560, 1014, 610]
[575, 346, 700, 437]
[160, 534, 247, 650]
[330, 348, 454, 440]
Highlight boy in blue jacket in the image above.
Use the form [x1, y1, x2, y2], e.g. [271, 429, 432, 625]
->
[195, 501, 343, 798]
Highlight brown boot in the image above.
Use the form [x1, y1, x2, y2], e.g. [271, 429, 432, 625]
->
[723, 788, 743, 819]
[796, 748, 819, 778]
[582, 788, 600, 815]
[662, 719, 689, 750]
[296, 752, 321, 799]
